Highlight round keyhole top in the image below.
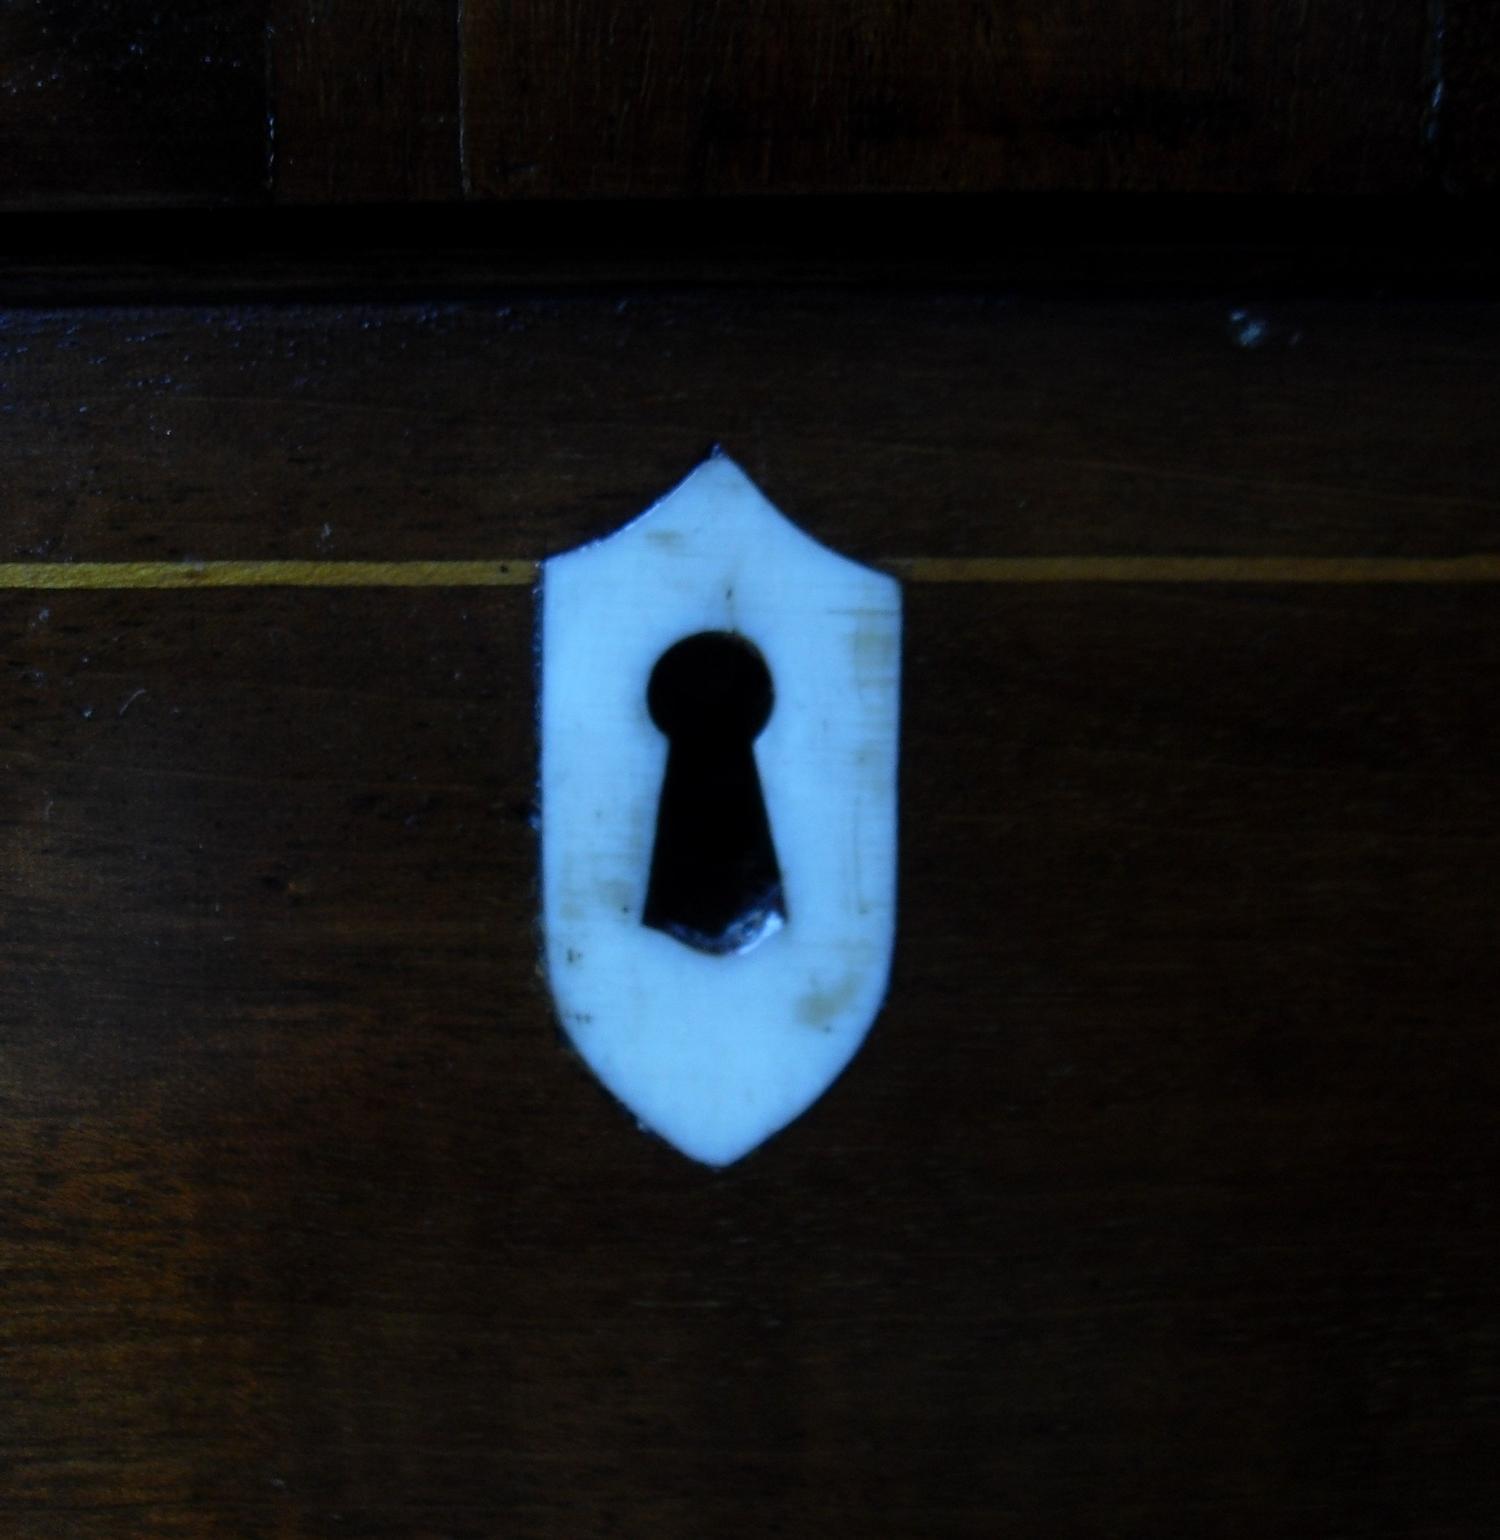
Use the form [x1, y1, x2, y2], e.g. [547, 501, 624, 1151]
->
[647, 631, 774, 741]
[643, 631, 785, 955]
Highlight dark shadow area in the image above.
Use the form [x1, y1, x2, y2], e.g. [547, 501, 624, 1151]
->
[643, 630, 785, 955]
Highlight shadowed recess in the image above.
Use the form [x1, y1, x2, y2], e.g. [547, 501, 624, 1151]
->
[643, 630, 786, 955]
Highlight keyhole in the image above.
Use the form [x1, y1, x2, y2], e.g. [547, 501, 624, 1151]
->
[643, 631, 786, 955]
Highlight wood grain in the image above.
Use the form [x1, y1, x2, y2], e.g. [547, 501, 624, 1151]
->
[4, 3, 1495, 208]
[4, 576, 1499, 1536]
[3, 290, 1500, 1535]
[461, 0, 1435, 198]
[3, 294, 1498, 569]
[269, 0, 462, 202]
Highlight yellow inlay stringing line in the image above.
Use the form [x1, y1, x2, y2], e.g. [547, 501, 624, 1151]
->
[2, 556, 1500, 589]
[0, 561, 536, 589]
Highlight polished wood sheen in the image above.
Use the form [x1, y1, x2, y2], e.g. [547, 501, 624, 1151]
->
[2, 290, 1498, 1535]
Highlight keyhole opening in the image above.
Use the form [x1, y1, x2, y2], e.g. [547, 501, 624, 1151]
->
[643, 631, 786, 955]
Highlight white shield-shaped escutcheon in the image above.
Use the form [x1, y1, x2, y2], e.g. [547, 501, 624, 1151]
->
[540, 457, 901, 1165]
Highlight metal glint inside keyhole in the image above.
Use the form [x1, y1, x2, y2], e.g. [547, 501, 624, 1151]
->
[643, 631, 787, 955]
